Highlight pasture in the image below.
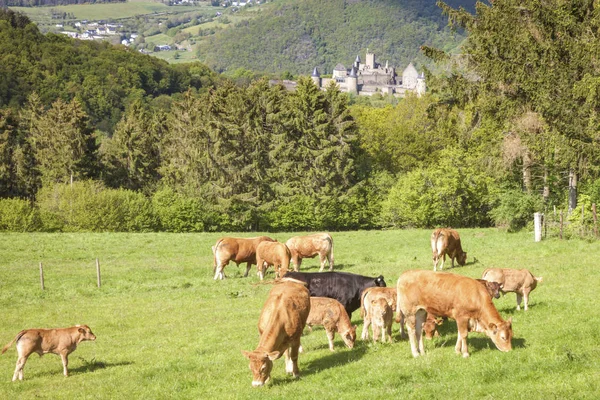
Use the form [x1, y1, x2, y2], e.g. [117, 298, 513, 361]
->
[0, 229, 598, 399]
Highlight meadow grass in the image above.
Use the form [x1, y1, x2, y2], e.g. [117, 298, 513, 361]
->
[0, 229, 599, 399]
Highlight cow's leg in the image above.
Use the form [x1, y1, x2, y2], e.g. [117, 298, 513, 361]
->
[432, 252, 438, 271]
[398, 311, 407, 339]
[328, 250, 334, 271]
[319, 253, 326, 272]
[295, 258, 302, 272]
[440, 254, 446, 270]
[285, 344, 300, 378]
[523, 289, 530, 311]
[326, 329, 335, 351]
[386, 323, 393, 343]
[213, 261, 227, 280]
[516, 293, 522, 311]
[361, 316, 371, 340]
[12, 355, 28, 381]
[244, 262, 252, 277]
[415, 309, 426, 355]
[405, 314, 420, 357]
[455, 318, 470, 357]
[60, 352, 69, 377]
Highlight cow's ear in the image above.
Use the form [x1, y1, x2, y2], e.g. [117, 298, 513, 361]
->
[488, 323, 497, 334]
[267, 351, 280, 361]
[78, 328, 85, 334]
[241, 350, 252, 359]
[507, 317, 512, 327]
[536, 276, 543, 283]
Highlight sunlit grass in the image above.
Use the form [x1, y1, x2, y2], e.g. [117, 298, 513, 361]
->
[0, 230, 599, 398]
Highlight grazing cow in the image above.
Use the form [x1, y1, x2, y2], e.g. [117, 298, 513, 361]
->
[431, 228, 467, 271]
[256, 241, 291, 280]
[2, 325, 96, 381]
[368, 298, 393, 343]
[422, 279, 502, 340]
[481, 268, 543, 311]
[285, 233, 334, 272]
[360, 287, 406, 340]
[305, 297, 356, 351]
[212, 236, 275, 280]
[283, 271, 386, 318]
[242, 279, 310, 387]
[396, 270, 513, 358]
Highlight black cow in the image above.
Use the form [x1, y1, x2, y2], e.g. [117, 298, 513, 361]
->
[282, 271, 386, 317]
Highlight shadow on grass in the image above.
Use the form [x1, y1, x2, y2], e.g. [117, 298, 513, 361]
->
[70, 358, 134, 374]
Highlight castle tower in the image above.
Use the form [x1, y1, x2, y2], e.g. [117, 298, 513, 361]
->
[402, 62, 418, 89]
[347, 66, 358, 95]
[416, 72, 426, 97]
[354, 55, 361, 70]
[311, 67, 321, 88]
[365, 52, 375, 69]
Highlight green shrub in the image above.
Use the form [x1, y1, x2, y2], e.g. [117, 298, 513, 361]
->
[264, 195, 319, 231]
[151, 187, 204, 232]
[490, 188, 543, 232]
[0, 198, 42, 231]
[36, 181, 156, 232]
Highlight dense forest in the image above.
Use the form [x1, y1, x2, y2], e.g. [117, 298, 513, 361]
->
[3, 2, 600, 235]
[196, 0, 471, 75]
[0, 0, 124, 6]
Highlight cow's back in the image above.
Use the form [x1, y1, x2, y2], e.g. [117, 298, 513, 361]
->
[482, 268, 536, 292]
[286, 233, 332, 257]
[397, 270, 488, 319]
[258, 281, 310, 339]
[216, 236, 275, 264]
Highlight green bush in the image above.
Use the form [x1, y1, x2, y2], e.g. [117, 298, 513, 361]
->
[489, 188, 543, 232]
[0, 198, 42, 231]
[151, 187, 204, 232]
[36, 181, 156, 232]
[264, 195, 319, 231]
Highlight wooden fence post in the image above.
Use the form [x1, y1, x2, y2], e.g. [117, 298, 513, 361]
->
[593, 203, 598, 238]
[39, 262, 44, 290]
[534, 212, 542, 242]
[560, 211, 563, 240]
[96, 258, 101, 288]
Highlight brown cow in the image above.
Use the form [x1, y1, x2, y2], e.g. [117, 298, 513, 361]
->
[360, 287, 406, 340]
[481, 268, 543, 311]
[256, 241, 292, 280]
[422, 279, 502, 340]
[431, 228, 467, 271]
[305, 297, 356, 351]
[242, 279, 310, 387]
[285, 233, 334, 272]
[368, 298, 393, 343]
[2, 325, 96, 381]
[212, 236, 275, 280]
[396, 270, 512, 358]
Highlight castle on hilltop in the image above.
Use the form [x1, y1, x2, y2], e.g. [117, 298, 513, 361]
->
[312, 51, 426, 97]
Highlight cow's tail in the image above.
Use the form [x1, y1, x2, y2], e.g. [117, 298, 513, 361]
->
[395, 284, 402, 323]
[1, 330, 25, 355]
[327, 234, 334, 270]
[432, 229, 443, 257]
[213, 238, 224, 273]
[360, 288, 370, 319]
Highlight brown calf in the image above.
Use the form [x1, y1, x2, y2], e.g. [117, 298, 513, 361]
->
[2, 325, 96, 381]
[256, 241, 291, 280]
[305, 297, 356, 351]
[212, 236, 275, 280]
[242, 279, 310, 387]
[360, 287, 406, 340]
[482, 268, 543, 311]
[369, 298, 393, 343]
[285, 233, 334, 272]
[431, 228, 467, 271]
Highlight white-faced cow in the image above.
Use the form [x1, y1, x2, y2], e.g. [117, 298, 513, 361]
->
[305, 297, 356, 351]
[212, 236, 275, 280]
[482, 268, 543, 311]
[360, 287, 406, 340]
[285, 233, 334, 272]
[256, 241, 291, 280]
[2, 325, 96, 381]
[242, 279, 310, 387]
[283, 271, 386, 318]
[367, 298, 393, 343]
[431, 228, 467, 271]
[396, 270, 513, 358]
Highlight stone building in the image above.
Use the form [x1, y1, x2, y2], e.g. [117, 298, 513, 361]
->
[311, 51, 426, 97]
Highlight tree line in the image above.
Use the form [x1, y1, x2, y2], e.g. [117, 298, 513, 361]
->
[3, 4, 600, 234]
[1, 0, 124, 6]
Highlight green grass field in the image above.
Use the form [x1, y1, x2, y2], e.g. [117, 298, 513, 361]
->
[0, 230, 599, 399]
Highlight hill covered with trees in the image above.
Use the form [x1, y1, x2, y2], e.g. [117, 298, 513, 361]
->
[196, 0, 475, 75]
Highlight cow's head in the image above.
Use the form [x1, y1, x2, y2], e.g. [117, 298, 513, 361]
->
[457, 251, 467, 266]
[374, 275, 386, 287]
[485, 317, 513, 352]
[242, 350, 278, 387]
[486, 281, 501, 299]
[341, 325, 357, 349]
[423, 317, 443, 340]
[76, 325, 96, 342]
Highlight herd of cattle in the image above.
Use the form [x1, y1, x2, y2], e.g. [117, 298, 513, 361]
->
[1, 230, 542, 385]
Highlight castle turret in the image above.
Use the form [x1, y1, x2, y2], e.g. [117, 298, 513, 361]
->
[416, 71, 426, 97]
[311, 67, 321, 88]
[365, 52, 375, 69]
[402, 62, 419, 89]
[347, 66, 358, 94]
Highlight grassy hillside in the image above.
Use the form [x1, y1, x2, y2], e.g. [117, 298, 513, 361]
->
[0, 229, 599, 398]
[195, 0, 471, 74]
